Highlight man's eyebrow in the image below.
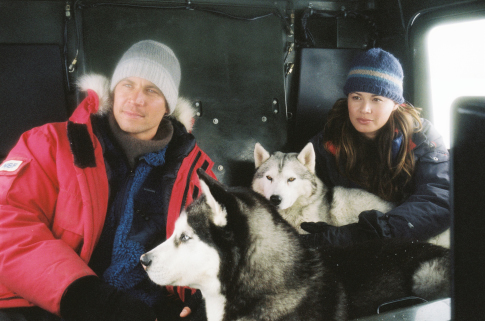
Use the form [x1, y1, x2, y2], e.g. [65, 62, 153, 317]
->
[146, 85, 161, 92]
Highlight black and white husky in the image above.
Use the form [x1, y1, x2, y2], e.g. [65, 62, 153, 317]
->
[141, 169, 450, 321]
[252, 142, 449, 247]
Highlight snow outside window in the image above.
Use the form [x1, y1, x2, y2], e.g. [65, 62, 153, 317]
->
[427, 19, 485, 148]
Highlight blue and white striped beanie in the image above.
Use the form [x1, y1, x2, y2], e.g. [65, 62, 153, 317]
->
[343, 48, 405, 104]
[111, 40, 181, 114]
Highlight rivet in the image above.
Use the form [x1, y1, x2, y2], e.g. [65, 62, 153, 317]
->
[262, 116, 267, 122]
[217, 165, 224, 171]
[213, 118, 219, 124]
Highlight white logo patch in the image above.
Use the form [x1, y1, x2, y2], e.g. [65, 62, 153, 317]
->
[0, 160, 23, 172]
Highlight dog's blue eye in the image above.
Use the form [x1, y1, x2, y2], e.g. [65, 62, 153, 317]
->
[180, 233, 191, 242]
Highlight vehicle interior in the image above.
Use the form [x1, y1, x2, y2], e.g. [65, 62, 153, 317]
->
[1, 0, 484, 319]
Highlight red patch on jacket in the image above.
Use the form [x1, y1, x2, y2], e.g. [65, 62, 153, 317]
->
[325, 142, 337, 155]
[409, 140, 417, 151]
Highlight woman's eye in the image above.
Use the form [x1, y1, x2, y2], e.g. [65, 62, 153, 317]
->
[266, 175, 273, 182]
[351, 95, 360, 100]
[288, 177, 295, 182]
[180, 233, 191, 242]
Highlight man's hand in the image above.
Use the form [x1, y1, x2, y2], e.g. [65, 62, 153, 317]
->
[180, 306, 192, 318]
[60, 276, 157, 321]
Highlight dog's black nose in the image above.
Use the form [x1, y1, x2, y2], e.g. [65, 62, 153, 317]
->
[270, 195, 282, 206]
[140, 254, 152, 269]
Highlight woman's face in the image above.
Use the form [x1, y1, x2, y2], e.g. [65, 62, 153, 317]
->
[347, 92, 399, 139]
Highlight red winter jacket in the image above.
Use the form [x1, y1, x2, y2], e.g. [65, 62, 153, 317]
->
[0, 76, 215, 315]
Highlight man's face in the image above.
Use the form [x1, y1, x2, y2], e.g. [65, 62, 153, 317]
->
[113, 77, 167, 141]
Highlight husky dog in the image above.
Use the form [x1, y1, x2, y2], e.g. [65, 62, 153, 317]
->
[141, 169, 450, 321]
[252, 143, 450, 247]
[252, 142, 393, 233]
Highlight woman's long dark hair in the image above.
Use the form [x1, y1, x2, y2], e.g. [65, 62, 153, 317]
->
[323, 98, 422, 203]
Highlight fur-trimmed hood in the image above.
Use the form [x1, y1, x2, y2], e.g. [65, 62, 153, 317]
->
[76, 74, 196, 132]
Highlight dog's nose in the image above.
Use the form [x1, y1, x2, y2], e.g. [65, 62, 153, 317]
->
[270, 195, 282, 206]
[140, 254, 152, 270]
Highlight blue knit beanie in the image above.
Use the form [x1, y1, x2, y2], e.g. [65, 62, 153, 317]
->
[343, 48, 405, 104]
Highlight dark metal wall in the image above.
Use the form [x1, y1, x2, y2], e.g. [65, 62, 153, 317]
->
[0, 1, 68, 158]
[0, 45, 67, 157]
[0, 0, 480, 185]
[77, 3, 289, 186]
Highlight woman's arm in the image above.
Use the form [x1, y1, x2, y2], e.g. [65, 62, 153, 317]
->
[377, 119, 450, 241]
[302, 120, 450, 247]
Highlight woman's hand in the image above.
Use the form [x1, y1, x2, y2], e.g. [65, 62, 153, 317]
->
[299, 221, 358, 248]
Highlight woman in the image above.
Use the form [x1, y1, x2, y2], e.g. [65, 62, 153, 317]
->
[300, 48, 450, 248]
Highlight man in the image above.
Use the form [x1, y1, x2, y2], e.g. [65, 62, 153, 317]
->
[0, 40, 215, 321]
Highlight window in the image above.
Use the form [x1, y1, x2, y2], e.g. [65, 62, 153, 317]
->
[427, 19, 485, 148]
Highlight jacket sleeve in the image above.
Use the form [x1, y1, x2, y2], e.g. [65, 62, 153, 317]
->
[361, 121, 451, 241]
[0, 127, 96, 315]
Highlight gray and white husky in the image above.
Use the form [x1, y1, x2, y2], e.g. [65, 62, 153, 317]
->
[252, 142, 450, 247]
[141, 169, 450, 321]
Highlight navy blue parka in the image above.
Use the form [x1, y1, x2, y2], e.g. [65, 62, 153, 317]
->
[309, 118, 450, 243]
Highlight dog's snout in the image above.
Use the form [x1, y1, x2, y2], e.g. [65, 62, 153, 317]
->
[270, 195, 282, 206]
[140, 254, 152, 270]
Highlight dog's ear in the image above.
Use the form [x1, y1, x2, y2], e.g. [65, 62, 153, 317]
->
[197, 169, 228, 227]
[297, 143, 316, 174]
[254, 143, 271, 168]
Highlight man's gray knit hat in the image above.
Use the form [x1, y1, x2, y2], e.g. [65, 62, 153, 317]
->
[110, 40, 181, 114]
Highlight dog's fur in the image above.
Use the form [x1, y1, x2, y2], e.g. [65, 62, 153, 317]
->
[252, 143, 450, 247]
[141, 170, 450, 321]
